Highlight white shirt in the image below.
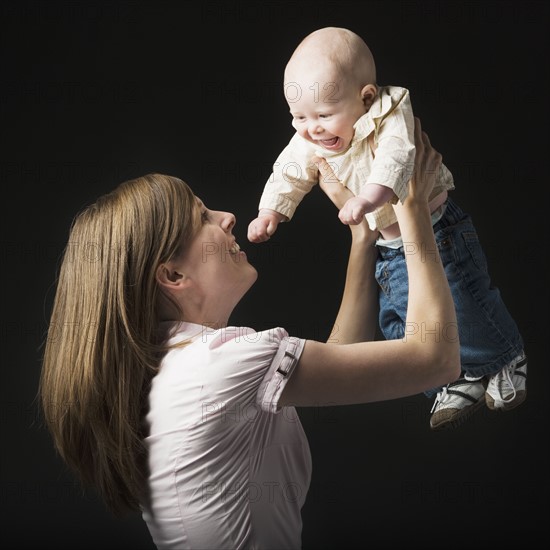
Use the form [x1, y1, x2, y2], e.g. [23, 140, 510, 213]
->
[141, 322, 311, 550]
[258, 85, 455, 230]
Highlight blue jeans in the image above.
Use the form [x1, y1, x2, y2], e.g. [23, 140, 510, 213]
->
[375, 198, 525, 397]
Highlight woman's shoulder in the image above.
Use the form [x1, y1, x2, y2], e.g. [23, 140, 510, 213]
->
[161, 322, 294, 369]
[163, 322, 288, 347]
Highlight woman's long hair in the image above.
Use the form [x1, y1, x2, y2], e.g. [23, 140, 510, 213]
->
[39, 173, 198, 515]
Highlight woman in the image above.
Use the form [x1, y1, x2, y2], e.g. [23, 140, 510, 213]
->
[39, 119, 459, 549]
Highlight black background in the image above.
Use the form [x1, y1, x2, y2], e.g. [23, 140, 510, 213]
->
[2, 1, 549, 548]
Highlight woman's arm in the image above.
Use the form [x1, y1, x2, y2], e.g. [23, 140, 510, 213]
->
[280, 119, 460, 407]
[314, 156, 379, 345]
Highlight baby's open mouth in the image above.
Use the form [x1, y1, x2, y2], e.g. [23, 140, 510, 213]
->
[320, 137, 340, 149]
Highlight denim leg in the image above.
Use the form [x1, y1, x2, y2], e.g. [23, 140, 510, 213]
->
[375, 198, 525, 398]
[375, 251, 408, 342]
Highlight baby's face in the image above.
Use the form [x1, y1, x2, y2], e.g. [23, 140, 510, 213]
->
[285, 68, 367, 153]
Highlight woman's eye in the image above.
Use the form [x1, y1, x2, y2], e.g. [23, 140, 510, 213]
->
[201, 210, 209, 223]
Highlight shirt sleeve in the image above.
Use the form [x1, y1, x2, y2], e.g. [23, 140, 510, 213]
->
[256, 333, 306, 414]
[366, 88, 416, 203]
[258, 134, 319, 221]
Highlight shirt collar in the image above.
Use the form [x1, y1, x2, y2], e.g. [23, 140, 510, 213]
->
[158, 320, 205, 345]
[352, 87, 395, 142]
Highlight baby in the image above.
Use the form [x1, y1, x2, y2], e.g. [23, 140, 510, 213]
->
[248, 27, 527, 431]
[247, 26, 453, 243]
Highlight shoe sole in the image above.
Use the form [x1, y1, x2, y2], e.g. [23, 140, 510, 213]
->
[430, 395, 486, 430]
[486, 389, 527, 411]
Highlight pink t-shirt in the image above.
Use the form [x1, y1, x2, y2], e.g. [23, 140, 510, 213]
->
[141, 322, 312, 549]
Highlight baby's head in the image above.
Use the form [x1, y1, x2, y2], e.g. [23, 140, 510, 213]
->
[284, 27, 377, 153]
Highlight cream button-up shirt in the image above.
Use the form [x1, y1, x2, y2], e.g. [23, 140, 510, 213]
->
[258, 85, 455, 230]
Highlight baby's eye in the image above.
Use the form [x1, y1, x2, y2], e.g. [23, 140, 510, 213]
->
[319, 114, 331, 119]
[293, 116, 306, 122]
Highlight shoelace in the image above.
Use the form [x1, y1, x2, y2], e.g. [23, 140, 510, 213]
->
[496, 365, 517, 404]
[430, 386, 449, 413]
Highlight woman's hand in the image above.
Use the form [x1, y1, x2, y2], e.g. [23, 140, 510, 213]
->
[394, 117, 442, 212]
[312, 155, 354, 210]
[312, 155, 379, 245]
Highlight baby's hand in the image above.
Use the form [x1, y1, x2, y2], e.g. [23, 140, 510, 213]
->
[248, 214, 280, 243]
[338, 196, 374, 225]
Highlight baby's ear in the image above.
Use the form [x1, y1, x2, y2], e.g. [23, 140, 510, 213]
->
[361, 84, 378, 110]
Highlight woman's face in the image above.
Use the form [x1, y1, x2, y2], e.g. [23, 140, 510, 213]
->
[175, 197, 258, 318]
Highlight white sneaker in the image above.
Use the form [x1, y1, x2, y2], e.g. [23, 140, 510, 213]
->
[485, 355, 527, 411]
[430, 375, 487, 430]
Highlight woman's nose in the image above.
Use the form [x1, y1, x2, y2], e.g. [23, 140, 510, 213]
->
[220, 211, 236, 232]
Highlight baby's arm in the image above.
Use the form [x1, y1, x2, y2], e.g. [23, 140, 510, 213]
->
[338, 183, 395, 225]
[248, 209, 288, 243]
[339, 87, 417, 226]
[249, 134, 318, 242]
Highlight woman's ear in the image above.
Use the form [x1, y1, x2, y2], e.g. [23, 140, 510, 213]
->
[361, 84, 378, 110]
[156, 263, 188, 290]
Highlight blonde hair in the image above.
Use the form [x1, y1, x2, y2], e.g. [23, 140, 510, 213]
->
[39, 173, 198, 515]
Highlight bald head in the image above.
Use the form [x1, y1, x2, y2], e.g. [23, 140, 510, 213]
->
[285, 27, 376, 87]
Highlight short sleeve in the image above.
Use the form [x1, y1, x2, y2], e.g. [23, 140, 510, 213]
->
[258, 134, 319, 221]
[365, 87, 416, 202]
[256, 334, 305, 414]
